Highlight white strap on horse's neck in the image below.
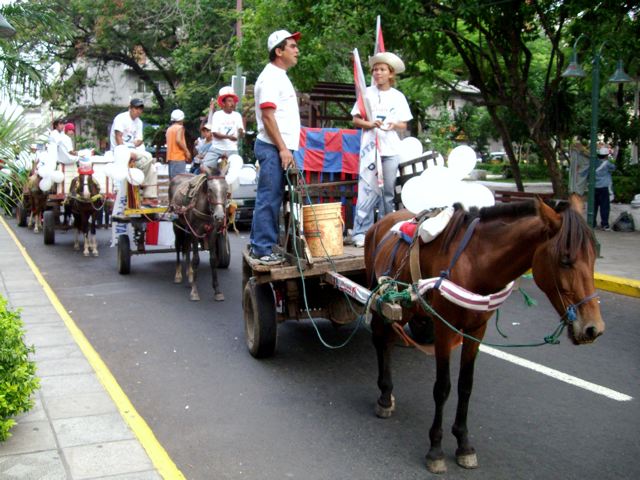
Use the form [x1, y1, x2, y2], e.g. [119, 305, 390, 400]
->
[416, 277, 515, 312]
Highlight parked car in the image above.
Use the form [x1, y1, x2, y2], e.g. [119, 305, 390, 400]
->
[232, 164, 257, 229]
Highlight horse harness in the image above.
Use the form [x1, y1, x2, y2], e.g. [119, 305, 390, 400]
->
[169, 174, 229, 236]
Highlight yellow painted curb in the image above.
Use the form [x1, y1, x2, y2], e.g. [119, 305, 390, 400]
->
[594, 273, 640, 298]
[1, 216, 185, 480]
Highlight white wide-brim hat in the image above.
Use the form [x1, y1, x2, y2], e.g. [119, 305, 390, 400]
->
[368, 52, 405, 74]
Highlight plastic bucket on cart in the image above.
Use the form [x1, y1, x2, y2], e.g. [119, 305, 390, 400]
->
[302, 202, 344, 257]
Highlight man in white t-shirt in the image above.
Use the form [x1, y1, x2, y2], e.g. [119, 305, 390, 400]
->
[248, 29, 301, 265]
[209, 86, 244, 164]
[109, 98, 158, 205]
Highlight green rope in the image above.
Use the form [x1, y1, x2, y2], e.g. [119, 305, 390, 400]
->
[281, 169, 365, 350]
[519, 287, 538, 307]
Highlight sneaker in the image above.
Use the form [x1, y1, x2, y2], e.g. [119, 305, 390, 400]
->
[250, 250, 285, 265]
[353, 234, 365, 248]
[602, 225, 612, 231]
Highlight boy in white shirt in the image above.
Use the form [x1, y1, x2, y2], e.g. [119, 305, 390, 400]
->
[210, 86, 244, 162]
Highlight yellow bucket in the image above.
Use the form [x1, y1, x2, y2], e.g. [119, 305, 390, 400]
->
[302, 202, 344, 257]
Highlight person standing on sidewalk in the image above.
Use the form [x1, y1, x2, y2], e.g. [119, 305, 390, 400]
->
[249, 29, 301, 265]
[350, 51, 412, 248]
[594, 145, 616, 231]
[110, 98, 158, 206]
[166, 109, 191, 179]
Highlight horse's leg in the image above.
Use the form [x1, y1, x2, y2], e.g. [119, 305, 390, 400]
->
[173, 225, 183, 283]
[73, 213, 80, 251]
[90, 213, 99, 256]
[209, 232, 224, 301]
[426, 328, 455, 474]
[83, 214, 90, 257]
[189, 237, 200, 301]
[372, 315, 396, 418]
[451, 322, 487, 470]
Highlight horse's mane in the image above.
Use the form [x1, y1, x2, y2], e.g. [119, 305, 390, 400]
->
[439, 201, 537, 253]
[551, 206, 595, 265]
[438, 200, 594, 264]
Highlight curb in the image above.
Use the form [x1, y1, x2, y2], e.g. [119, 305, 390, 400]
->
[595, 273, 640, 298]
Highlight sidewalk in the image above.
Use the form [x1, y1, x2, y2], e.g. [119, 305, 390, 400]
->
[0, 217, 175, 480]
[0, 215, 638, 480]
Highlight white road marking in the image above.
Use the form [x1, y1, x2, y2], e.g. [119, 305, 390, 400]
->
[479, 345, 633, 402]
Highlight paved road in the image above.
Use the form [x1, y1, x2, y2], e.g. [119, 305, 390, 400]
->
[10, 222, 640, 480]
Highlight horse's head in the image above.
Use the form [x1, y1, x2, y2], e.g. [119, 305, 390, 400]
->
[205, 175, 229, 225]
[531, 196, 604, 344]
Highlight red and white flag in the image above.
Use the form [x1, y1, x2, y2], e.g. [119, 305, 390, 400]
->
[353, 49, 382, 193]
[374, 15, 385, 55]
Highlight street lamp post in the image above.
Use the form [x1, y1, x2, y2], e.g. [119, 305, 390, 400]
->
[562, 36, 632, 230]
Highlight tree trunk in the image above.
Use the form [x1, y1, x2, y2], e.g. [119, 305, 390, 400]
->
[487, 105, 524, 191]
[535, 136, 566, 197]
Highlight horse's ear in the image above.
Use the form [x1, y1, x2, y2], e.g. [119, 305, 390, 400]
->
[568, 193, 585, 214]
[537, 197, 562, 232]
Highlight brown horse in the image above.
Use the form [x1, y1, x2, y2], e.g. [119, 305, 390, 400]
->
[24, 174, 49, 233]
[66, 172, 103, 256]
[364, 196, 604, 474]
[169, 172, 229, 302]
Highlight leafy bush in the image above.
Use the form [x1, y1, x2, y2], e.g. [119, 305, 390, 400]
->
[613, 164, 640, 204]
[0, 296, 39, 441]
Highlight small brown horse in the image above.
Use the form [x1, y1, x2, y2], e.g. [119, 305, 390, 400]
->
[364, 196, 604, 474]
[169, 172, 229, 302]
[66, 172, 103, 256]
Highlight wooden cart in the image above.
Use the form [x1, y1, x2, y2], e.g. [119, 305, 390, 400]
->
[242, 148, 436, 358]
[113, 176, 231, 275]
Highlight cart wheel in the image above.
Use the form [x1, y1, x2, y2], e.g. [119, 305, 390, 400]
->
[216, 231, 231, 269]
[43, 211, 55, 245]
[241, 258, 252, 308]
[243, 279, 277, 358]
[15, 202, 27, 227]
[409, 317, 435, 345]
[117, 234, 131, 274]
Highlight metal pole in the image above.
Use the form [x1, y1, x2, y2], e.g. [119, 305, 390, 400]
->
[632, 79, 639, 165]
[587, 50, 600, 229]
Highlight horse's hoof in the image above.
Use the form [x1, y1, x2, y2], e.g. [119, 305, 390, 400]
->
[190, 293, 200, 301]
[174, 278, 182, 284]
[456, 453, 478, 470]
[374, 394, 395, 418]
[74, 246, 80, 251]
[214, 293, 225, 302]
[426, 457, 447, 474]
[92, 252, 99, 257]
[83, 251, 90, 257]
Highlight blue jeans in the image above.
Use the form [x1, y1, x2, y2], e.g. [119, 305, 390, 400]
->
[250, 140, 285, 256]
[353, 155, 400, 237]
[168, 161, 186, 179]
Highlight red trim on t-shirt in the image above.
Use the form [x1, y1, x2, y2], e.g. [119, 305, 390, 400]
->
[260, 102, 277, 110]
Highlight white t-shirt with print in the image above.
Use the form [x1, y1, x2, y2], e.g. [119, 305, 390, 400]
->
[255, 62, 300, 151]
[351, 85, 412, 156]
[109, 111, 143, 150]
[210, 110, 244, 151]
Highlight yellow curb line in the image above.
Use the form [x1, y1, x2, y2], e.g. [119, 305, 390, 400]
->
[594, 273, 640, 298]
[1, 216, 185, 480]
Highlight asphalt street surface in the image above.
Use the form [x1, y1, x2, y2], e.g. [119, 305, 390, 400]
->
[9, 220, 640, 480]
